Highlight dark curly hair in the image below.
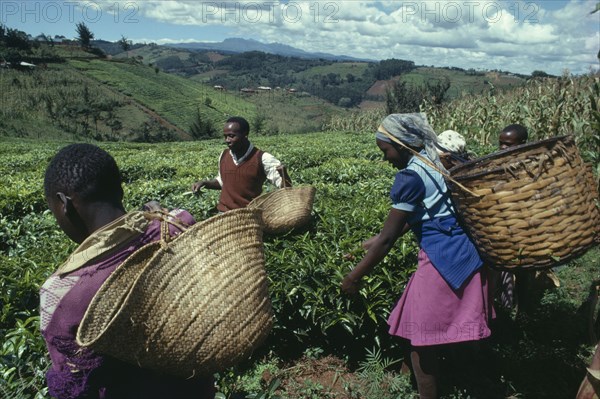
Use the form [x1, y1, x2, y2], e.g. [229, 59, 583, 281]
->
[226, 116, 250, 135]
[44, 144, 123, 205]
[501, 124, 528, 142]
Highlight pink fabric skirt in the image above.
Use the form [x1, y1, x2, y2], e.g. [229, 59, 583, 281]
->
[387, 249, 493, 346]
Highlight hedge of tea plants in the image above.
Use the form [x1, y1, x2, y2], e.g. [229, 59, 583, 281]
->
[0, 132, 420, 398]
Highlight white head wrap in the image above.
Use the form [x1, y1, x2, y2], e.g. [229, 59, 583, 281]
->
[436, 130, 466, 155]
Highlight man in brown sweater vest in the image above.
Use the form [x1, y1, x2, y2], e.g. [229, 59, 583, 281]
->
[191, 116, 291, 212]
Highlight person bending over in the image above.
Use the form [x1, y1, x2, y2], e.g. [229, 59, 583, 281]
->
[41, 143, 215, 399]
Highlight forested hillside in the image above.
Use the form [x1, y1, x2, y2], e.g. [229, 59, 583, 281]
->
[125, 44, 529, 109]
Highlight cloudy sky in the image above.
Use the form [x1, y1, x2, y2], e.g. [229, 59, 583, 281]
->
[3, 0, 599, 75]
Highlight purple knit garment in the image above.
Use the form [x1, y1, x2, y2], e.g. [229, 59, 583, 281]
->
[46, 338, 104, 399]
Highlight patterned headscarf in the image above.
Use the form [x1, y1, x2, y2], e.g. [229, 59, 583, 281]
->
[436, 129, 467, 155]
[375, 113, 446, 172]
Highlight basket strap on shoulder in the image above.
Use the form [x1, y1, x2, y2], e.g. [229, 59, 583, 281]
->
[143, 210, 190, 248]
[378, 127, 481, 197]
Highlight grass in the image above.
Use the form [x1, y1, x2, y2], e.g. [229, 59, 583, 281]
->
[0, 63, 172, 141]
[242, 90, 345, 134]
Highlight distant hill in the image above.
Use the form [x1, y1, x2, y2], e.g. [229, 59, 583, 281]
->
[166, 38, 369, 62]
[91, 39, 145, 56]
[0, 26, 534, 141]
[118, 43, 529, 109]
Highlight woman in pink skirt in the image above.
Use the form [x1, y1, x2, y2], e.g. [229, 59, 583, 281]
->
[342, 113, 493, 399]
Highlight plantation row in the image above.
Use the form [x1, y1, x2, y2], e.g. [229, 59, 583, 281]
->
[0, 133, 421, 397]
[2, 129, 599, 398]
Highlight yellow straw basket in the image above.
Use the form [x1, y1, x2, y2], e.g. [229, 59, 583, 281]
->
[247, 186, 316, 235]
[449, 135, 599, 271]
[76, 208, 273, 378]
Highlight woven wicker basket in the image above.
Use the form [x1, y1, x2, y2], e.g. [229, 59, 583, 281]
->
[247, 186, 316, 235]
[449, 135, 600, 270]
[76, 208, 273, 378]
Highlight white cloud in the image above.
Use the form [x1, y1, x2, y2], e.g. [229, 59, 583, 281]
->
[138, 37, 220, 45]
[483, 11, 558, 44]
[102, 0, 599, 75]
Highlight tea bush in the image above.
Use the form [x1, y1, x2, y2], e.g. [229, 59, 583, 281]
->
[1, 75, 598, 396]
[0, 131, 418, 396]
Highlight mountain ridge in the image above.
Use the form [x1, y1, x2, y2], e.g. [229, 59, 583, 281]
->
[164, 37, 372, 61]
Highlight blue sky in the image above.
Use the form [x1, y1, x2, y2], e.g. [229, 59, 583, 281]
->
[2, 1, 599, 75]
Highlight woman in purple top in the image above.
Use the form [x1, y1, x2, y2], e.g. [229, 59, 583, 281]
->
[41, 143, 215, 399]
[341, 114, 493, 399]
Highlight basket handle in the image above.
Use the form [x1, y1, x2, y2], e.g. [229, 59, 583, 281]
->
[143, 210, 190, 247]
[378, 126, 482, 197]
[279, 164, 288, 188]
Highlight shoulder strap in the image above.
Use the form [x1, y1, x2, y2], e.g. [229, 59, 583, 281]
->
[379, 126, 481, 197]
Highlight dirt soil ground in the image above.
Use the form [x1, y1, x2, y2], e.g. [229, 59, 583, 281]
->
[261, 356, 362, 398]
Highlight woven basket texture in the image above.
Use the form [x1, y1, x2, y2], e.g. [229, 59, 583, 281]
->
[76, 208, 273, 378]
[449, 135, 599, 271]
[247, 186, 316, 234]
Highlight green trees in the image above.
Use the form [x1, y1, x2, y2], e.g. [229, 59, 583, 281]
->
[189, 107, 217, 139]
[531, 70, 551, 79]
[3, 26, 30, 52]
[0, 25, 32, 65]
[75, 22, 94, 48]
[372, 59, 416, 80]
[118, 35, 131, 53]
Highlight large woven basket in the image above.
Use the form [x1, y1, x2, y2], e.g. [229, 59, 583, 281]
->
[449, 135, 599, 271]
[76, 208, 273, 378]
[247, 186, 316, 234]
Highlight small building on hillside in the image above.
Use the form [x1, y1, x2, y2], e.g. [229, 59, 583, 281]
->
[20, 61, 36, 67]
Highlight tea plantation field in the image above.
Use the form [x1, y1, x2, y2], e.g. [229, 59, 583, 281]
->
[1, 132, 598, 398]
